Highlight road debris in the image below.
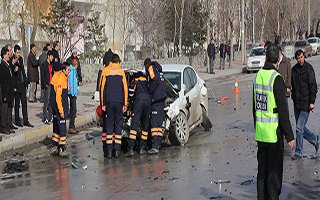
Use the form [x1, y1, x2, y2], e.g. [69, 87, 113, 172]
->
[85, 133, 95, 141]
[214, 179, 231, 184]
[4, 160, 28, 174]
[240, 179, 253, 186]
[71, 162, 79, 169]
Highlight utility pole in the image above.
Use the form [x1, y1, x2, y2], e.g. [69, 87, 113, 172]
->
[308, 0, 311, 37]
[241, 0, 246, 64]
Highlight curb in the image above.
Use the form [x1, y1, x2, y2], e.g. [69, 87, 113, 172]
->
[0, 112, 96, 154]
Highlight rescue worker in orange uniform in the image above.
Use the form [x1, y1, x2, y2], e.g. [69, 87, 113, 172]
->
[144, 58, 167, 154]
[125, 71, 151, 157]
[50, 62, 70, 157]
[99, 54, 128, 159]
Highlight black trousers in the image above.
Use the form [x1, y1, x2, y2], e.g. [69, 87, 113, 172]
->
[68, 95, 77, 129]
[1, 101, 13, 129]
[104, 102, 123, 152]
[128, 99, 151, 150]
[43, 86, 52, 122]
[257, 134, 284, 200]
[51, 111, 67, 149]
[150, 100, 165, 149]
[14, 86, 28, 123]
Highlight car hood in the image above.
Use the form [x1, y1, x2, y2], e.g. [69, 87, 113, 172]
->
[248, 56, 265, 62]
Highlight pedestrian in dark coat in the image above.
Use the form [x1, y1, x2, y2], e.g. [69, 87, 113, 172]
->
[0, 47, 15, 134]
[219, 43, 226, 70]
[291, 49, 319, 160]
[27, 44, 39, 102]
[13, 45, 33, 128]
[52, 41, 61, 65]
[207, 40, 216, 74]
[277, 47, 292, 97]
[39, 43, 51, 103]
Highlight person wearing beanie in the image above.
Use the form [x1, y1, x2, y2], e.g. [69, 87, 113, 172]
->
[27, 43, 39, 103]
[50, 62, 70, 158]
[143, 58, 167, 154]
[99, 54, 128, 159]
[41, 50, 55, 124]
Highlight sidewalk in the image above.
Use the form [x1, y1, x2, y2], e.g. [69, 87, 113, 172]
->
[0, 60, 244, 154]
[194, 60, 244, 81]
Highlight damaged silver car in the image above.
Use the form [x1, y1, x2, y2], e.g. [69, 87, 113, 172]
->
[95, 64, 212, 146]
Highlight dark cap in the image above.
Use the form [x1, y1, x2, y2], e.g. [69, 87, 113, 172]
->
[144, 58, 151, 67]
[103, 49, 114, 66]
[111, 54, 121, 63]
[54, 62, 63, 71]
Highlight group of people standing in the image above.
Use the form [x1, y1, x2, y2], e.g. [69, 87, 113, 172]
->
[0, 41, 82, 157]
[98, 50, 167, 159]
[253, 43, 319, 199]
[0, 44, 34, 135]
[207, 39, 232, 74]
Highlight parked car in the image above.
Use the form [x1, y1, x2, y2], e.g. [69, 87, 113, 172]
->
[283, 45, 295, 60]
[307, 37, 320, 55]
[294, 40, 312, 57]
[246, 47, 266, 73]
[95, 65, 212, 146]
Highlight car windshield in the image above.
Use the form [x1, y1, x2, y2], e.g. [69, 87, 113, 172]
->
[307, 38, 317, 43]
[295, 41, 307, 47]
[163, 72, 181, 91]
[249, 48, 265, 57]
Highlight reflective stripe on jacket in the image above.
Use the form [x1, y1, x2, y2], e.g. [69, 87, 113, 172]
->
[253, 69, 282, 143]
[50, 71, 69, 115]
[99, 62, 128, 105]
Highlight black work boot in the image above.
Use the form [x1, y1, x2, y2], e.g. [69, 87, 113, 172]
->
[106, 151, 112, 159]
[114, 150, 120, 158]
[125, 149, 134, 157]
[148, 148, 159, 155]
[139, 148, 147, 155]
[102, 142, 108, 158]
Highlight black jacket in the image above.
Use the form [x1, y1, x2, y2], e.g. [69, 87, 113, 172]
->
[129, 75, 150, 102]
[0, 60, 14, 102]
[146, 61, 167, 103]
[12, 56, 28, 91]
[253, 62, 294, 142]
[207, 43, 216, 59]
[27, 51, 39, 82]
[66, 55, 82, 83]
[291, 61, 317, 111]
[41, 61, 54, 89]
[219, 44, 226, 58]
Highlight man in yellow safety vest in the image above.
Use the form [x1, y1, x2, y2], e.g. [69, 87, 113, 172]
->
[253, 43, 295, 199]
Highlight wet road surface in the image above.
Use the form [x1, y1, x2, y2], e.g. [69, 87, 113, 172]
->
[1, 57, 320, 200]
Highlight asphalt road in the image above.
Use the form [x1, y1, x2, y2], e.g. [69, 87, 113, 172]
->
[1, 56, 320, 200]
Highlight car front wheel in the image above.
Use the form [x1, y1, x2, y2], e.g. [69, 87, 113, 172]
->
[169, 111, 190, 145]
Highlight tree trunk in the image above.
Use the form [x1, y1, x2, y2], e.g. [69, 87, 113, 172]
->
[252, 0, 255, 44]
[20, 12, 28, 62]
[178, 0, 185, 57]
[173, 2, 177, 56]
[316, 19, 320, 36]
[260, 11, 267, 42]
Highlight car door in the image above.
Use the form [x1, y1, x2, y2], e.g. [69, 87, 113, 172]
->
[186, 67, 202, 123]
[183, 67, 199, 126]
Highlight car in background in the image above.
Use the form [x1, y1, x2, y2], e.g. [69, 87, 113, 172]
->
[294, 40, 312, 57]
[246, 47, 266, 73]
[307, 37, 320, 55]
[95, 65, 212, 146]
